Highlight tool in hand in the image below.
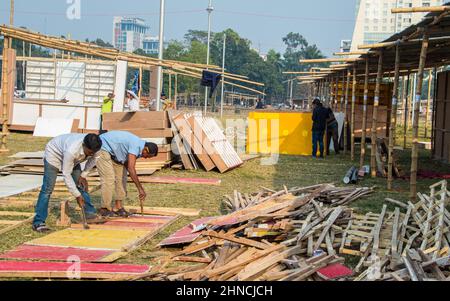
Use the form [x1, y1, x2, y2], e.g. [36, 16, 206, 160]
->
[79, 203, 90, 230]
[140, 196, 144, 216]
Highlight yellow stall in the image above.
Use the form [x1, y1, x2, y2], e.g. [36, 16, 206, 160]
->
[247, 111, 320, 156]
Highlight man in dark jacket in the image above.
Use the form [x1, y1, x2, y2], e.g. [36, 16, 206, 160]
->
[326, 106, 340, 155]
[311, 99, 328, 158]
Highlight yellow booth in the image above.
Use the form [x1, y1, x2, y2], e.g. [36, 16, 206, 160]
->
[247, 111, 318, 156]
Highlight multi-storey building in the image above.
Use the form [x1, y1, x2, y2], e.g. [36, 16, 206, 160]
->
[350, 0, 443, 51]
[113, 17, 149, 53]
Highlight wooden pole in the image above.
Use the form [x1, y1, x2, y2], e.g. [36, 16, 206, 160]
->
[335, 77, 339, 111]
[360, 58, 370, 169]
[0, 38, 10, 152]
[138, 66, 143, 99]
[410, 32, 429, 202]
[424, 69, 433, 138]
[174, 73, 178, 110]
[351, 65, 357, 161]
[371, 51, 383, 178]
[388, 44, 401, 190]
[399, 76, 406, 126]
[344, 69, 351, 155]
[403, 73, 411, 149]
[340, 71, 345, 112]
[407, 74, 414, 129]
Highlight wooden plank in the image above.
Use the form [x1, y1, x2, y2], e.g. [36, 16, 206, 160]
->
[124, 206, 200, 217]
[205, 231, 268, 250]
[0, 215, 34, 235]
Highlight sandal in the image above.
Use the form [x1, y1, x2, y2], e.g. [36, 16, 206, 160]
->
[113, 208, 131, 217]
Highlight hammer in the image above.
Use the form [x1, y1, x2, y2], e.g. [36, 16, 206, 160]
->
[78, 202, 90, 230]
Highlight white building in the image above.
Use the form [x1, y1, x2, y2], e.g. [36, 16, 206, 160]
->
[113, 17, 149, 52]
[143, 36, 160, 55]
[350, 0, 443, 51]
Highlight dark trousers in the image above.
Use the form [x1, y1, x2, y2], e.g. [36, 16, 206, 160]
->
[326, 125, 340, 155]
[312, 131, 325, 157]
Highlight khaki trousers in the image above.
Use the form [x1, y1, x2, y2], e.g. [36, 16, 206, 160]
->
[96, 150, 127, 210]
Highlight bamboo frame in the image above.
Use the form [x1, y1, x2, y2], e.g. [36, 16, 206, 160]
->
[388, 44, 401, 190]
[360, 58, 369, 169]
[410, 32, 429, 202]
[340, 71, 345, 112]
[351, 65, 357, 161]
[371, 51, 383, 178]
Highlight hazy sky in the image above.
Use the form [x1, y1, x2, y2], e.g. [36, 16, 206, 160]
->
[0, 0, 357, 56]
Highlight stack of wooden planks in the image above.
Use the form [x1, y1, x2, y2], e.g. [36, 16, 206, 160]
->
[169, 111, 243, 173]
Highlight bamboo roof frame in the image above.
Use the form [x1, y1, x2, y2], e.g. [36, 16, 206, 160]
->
[0, 25, 264, 90]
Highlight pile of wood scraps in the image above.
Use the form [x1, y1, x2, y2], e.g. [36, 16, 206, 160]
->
[126, 183, 373, 281]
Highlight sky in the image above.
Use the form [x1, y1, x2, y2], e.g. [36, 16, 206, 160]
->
[0, 0, 357, 56]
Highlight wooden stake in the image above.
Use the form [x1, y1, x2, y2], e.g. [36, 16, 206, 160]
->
[360, 58, 369, 169]
[410, 32, 429, 202]
[424, 69, 433, 138]
[351, 65, 357, 161]
[344, 69, 351, 155]
[388, 44, 401, 190]
[371, 51, 383, 178]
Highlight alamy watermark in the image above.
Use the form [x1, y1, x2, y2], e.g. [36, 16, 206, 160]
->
[66, 0, 81, 20]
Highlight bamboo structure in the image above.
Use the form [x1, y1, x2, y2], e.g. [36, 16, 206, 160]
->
[388, 44, 401, 190]
[371, 51, 384, 178]
[351, 65, 357, 161]
[424, 69, 433, 138]
[410, 32, 429, 202]
[360, 58, 370, 169]
[0, 38, 10, 152]
[335, 77, 339, 110]
[344, 69, 351, 155]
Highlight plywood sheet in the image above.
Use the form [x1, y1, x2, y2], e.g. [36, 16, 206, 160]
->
[25, 228, 151, 251]
[0, 174, 43, 198]
[159, 217, 213, 246]
[113, 60, 128, 112]
[33, 117, 76, 137]
[0, 245, 114, 262]
[0, 261, 150, 279]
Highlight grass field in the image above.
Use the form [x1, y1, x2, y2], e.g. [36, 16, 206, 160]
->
[0, 129, 448, 271]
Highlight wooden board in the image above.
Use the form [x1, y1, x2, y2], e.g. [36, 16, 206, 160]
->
[137, 176, 221, 186]
[0, 261, 150, 279]
[159, 217, 214, 246]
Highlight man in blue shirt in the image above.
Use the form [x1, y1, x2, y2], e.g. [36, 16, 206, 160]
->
[97, 131, 158, 217]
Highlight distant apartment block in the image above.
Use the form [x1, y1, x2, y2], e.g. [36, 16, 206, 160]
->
[350, 0, 443, 51]
[143, 36, 160, 55]
[113, 17, 149, 53]
[340, 40, 352, 53]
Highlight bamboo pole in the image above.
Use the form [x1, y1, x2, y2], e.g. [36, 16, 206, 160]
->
[351, 65, 357, 161]
[371, 51, 383, 178]
[344, 69, 351, 155]
[340, 71, 345, 112]
[0, 38, 10, 152]
[408, 74, 414, 129]
[392, 6, 450, 13]
[424, 69, 433, 138]
[403, 73, 411, 149]
[333, 51, 368, 56]
[138, 65, 143, 99]
[410, 32, 429, 202]
[399, 76, 406, 126]
[388, 44, 401, 190]
[359, 58, 370, 169]
[174, 74, 178, 110]
[335, 76, 339, 110]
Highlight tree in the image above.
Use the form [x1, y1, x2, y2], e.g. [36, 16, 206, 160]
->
[282, 32, 326, 72]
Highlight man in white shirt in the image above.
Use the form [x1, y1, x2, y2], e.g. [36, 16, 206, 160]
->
[125, 90, 140, 112]
[32, 133, 103, 232]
